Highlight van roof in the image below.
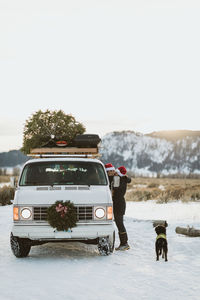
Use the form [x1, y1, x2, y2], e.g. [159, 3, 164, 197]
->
[24, 157, 103, 166]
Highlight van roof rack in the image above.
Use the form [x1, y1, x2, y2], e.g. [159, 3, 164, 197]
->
[27, 154, 100, 158]
[28, 147, 101, 159]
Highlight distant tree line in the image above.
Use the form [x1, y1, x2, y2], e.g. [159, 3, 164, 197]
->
[128, 171, 200, 179]
[0, 169, 7, 176]
[0, 167, 20, 176]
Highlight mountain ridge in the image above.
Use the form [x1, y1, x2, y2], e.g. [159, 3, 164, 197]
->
[0, 130, 200, 176]
[100, 130, 200, 176]
[146, 130, 200, 141]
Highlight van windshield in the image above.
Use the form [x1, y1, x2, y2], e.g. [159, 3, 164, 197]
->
[19, 161, 108, 186]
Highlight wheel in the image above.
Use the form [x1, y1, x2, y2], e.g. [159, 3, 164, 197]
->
[98, 232, 115, 256]
[10, 233, 31, 258]
[98, 237, 110, 256]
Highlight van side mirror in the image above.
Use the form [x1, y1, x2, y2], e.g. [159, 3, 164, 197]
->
[113, 175, 120, 187]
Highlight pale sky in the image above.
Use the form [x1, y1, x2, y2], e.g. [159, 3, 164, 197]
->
[0, 0, 200, 152]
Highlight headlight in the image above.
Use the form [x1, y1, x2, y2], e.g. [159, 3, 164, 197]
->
[20, 207, 32, 220]
[95, 207, 105, 219]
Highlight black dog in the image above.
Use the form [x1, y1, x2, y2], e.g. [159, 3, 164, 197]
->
[155, 223, 168, 262]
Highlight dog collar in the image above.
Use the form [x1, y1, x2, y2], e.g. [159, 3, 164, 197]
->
[156, 234, 166, 240]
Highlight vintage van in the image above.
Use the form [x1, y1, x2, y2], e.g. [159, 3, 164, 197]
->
[10, 156, 115, 257]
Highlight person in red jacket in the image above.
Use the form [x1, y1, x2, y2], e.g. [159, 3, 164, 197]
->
[113, 166, 131, 251]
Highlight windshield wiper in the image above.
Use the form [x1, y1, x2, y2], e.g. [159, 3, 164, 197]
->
[24, 181, 54, 186]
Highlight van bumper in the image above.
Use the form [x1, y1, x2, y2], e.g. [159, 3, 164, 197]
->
[11, 223, 115, 242]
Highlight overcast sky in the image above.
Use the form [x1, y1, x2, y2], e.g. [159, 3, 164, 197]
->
[0, 0, 200, 152]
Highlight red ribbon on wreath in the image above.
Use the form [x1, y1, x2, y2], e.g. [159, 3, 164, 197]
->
[56, 203, 68, 218]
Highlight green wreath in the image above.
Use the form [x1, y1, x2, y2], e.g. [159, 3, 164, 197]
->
[47, 200, 77, 231]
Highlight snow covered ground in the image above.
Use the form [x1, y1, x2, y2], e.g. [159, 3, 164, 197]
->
[1, 201, 200, 300]
[0, 182, 10, 188]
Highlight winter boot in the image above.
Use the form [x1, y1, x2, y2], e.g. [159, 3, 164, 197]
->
[115, 232, 130, 251]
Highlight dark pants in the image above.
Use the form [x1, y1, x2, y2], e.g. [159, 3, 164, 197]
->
[114, 214, 126, 233]
[114, 214, 128, 245]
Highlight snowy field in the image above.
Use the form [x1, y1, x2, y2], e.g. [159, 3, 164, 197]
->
[1, 202, 200, 300]
[0, 182, 10, 188]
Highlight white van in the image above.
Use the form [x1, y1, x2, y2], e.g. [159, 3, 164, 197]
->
[10, 156, 115, 257]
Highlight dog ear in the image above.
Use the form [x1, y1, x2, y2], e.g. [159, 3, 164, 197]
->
[165, 221, 168, 227]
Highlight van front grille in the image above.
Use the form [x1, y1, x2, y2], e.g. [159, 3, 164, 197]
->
[33, 206, 93, 222]
[34, 207, 48, 221]
[76, 206, 93, 221]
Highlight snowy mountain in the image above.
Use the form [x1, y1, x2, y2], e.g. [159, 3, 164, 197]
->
[0, 150, 28, 168]
[1, 130, 200, 176]
[100, 131, 200, 176]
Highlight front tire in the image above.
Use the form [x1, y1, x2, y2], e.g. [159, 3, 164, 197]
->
[98, 237, 110, 256]
[10, 233, 31, 258]
[98, 232, 115, 256]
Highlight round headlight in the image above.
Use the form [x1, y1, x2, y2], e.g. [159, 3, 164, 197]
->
[21, 208, 32, 219]
[95, 208, 105, 219]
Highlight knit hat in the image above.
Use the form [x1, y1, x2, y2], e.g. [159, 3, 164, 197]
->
[116, 166, 127, 176]
[105, 163, 115, 171]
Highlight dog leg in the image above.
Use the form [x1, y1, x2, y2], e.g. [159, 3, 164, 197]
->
[156, 249, 159, 261]
[165, 251, 168, 262]
[164, 244, 168, 261]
